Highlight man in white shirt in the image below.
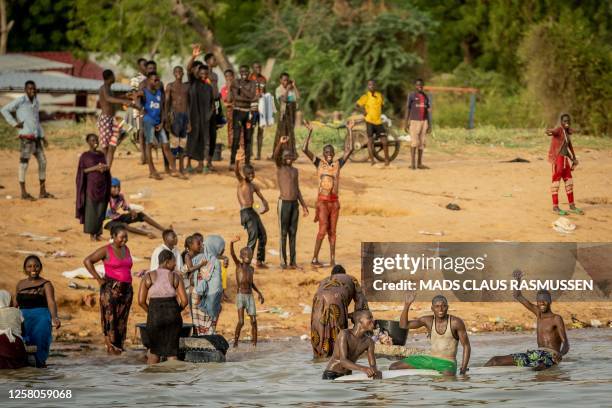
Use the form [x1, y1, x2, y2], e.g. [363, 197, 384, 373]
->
[149, 229, 183, 272]
[1, 80, 54, 200]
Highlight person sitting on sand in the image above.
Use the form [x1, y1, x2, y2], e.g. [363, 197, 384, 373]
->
[390, 292, 470, 375]
[302, 120, 354, 267]
[0, 290, 28, 369]
[138, 250, 188, 365]
[311, 265, 369, 358]
[150, 229, 182, 273]
[273, 135, 309, 269]
[230, 235, 264, 348]
[546, 113, 583, 215]
[105, 177, 168, 238]
[322, 309, 381, 380]
[235, 149, 269, 268]
[15, 255, 61, 368]
[485, 270, 569, 370]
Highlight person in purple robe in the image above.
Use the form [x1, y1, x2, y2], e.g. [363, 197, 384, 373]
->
[76, 133, 112, 241]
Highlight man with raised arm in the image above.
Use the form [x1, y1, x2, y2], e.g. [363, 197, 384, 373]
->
[485, 269, 569, 370]
[390, 292, 470, 376]
[302, 120, 354, 267]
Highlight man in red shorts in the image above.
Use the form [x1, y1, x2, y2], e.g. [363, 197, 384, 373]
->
[302, 120, 354, 267]
[546, 113, 583, 215]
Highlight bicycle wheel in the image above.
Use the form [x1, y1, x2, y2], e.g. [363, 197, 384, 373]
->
[373, 129, 401, 162]
[348, 130, 370, 162]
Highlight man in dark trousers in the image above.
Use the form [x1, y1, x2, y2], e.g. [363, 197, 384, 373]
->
[228, 65, 256, 169]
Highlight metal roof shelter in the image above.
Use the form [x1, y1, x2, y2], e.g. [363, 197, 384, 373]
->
[0, 54, 74, 73]
[0, 72, 131, 94]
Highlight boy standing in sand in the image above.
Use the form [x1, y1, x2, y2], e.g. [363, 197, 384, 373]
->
[97, 70, 134, 169]
[235, 149, 269, 268]
[404, 78, 431, 170]
[322, 310, 381, 380]
[302, 120, 354, 267]
[165, 66, 190, 174]
[356, 79, 389, 166]
[273, 136, 309, 269]
[230, 235, 264, 348]
[485, 269, 569, 370]
[546, 113, 583, 215]
[390, 292, 470, 375]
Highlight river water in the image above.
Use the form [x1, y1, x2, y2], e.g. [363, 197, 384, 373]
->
[0, 329, 610, 407]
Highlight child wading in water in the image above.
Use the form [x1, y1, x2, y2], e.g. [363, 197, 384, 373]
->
[235, 149, 269, 268]
[546, 113, 583, 215]
[231, 235, 264, 348]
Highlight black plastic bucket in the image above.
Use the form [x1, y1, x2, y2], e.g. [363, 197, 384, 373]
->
[375, 319, 408, 345]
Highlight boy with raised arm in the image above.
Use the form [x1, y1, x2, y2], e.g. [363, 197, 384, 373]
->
[273, 135, 309, 269]
[302, 120, 354, 267]
[485, 270, 569, 370]
[235, 149, 269, 268]
[390, 292, 470, 376]
[322, 310, 382, 380]
[230, 235, 264, 348]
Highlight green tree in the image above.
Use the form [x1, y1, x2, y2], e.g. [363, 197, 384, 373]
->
[519, 12, 611, 134]
[7, 0, 74, 51]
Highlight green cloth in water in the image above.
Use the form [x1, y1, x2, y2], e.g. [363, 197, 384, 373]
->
[401, 355, 457, 374]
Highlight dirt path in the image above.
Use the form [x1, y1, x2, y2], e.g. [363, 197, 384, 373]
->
[1, 142, 610, 346]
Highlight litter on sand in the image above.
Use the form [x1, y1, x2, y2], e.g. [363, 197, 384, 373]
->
[50, 250, 73, 258]
[552, 217, 576, 234]
[194, 206, 216, 211]
[19, 232, 61, 243]
[267, 248, 280, 256]
[15, 250, 46, 257]
[502, 157, 530, 163]
[299, 303, 312, 314]
[446, 203, 461, 211]
[62, 265, 104, 279]
[68, 281, 96, 291]
[418, 230, 444, 236]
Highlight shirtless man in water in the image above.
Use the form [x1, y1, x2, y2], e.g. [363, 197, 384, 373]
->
[230, 235, 264, 348]
[322, 309, 382, 380]
[98, 69, 135, 169]
[485, 269, 569, 370]
[390, 292, 470, 375]
[235, 149, 269, 268]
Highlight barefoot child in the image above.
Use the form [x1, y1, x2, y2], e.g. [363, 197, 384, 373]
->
[322, 310, 381, 380]
[302, 120, 355, 267]
[485, 269, 569, 370]
[105, 178, 169, 238]
[273, 135, 309, 269]
[546, 113, 583, 215]
[235, 149, 269, 268]
[230, 235, 264, 348]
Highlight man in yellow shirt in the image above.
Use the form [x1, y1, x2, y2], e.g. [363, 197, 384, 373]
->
[356, 80, 389, 166]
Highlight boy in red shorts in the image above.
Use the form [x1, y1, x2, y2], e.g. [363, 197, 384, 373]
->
[546, 114, 583, 215]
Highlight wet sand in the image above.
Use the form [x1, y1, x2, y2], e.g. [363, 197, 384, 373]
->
[0, 141, 611, 345]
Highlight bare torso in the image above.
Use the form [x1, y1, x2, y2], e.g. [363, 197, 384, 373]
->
[277, 165, 299, 201]
[99, 84, 116, 116]
[537, 313, 564, 352]
[237, 181, 256, 208]
[167, 81, 189, 113]
[325, 329, 373, 374]
[236, 264, 254, 294]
